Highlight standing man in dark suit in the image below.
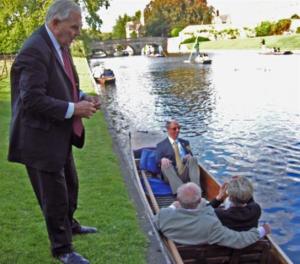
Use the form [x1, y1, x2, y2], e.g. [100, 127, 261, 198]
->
[156, 120, 200, 194]
[8, 1, 99, 263]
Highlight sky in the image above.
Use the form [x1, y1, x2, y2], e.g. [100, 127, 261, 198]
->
[97, 0, 300, 32]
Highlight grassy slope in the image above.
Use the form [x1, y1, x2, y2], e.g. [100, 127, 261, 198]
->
[0, 58, 146, 264]
[183, 34, 300, 50]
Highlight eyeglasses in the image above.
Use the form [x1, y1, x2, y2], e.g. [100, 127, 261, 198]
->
[170, 126, 181, 131]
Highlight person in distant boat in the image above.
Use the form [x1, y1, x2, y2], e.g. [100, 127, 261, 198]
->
[156, 120, 200, 194]
[154, 182, 271, 248]
[209, 176, 261, 231]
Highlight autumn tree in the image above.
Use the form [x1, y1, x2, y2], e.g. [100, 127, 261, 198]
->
[144, 0, 214, 37]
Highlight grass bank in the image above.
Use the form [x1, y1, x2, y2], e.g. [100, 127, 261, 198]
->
[182, 34, 300, 50]
[0, 58, 147, 263]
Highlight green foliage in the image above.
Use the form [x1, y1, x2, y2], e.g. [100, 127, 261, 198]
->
[291, 14, 300, 19]
[170, 26, 183, 37]
[255, 21, 274, 37]
[71, 40, 86, 57]
[112, 14, 131, 39]
[255, 19, 291, 37]
[181, 36, 209, 44]
[112, 12, 142, 39]
[0, 0, 111, 54]
[144, 0, 214, 37]
[130, 31, 138, 39]
[296, 27, 300, 34]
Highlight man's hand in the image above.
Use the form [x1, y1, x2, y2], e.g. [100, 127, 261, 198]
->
[161, 158, 172, 169]
[263, 223, 271, 235]
[74, 100, 97, 118]
[216, 182, 228, 201]
[171, 201, 181, 209]
[183, 154, 192, 161]
[85, 95, 101, 110]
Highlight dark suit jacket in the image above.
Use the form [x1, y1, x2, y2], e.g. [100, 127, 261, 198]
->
[8, 25, 84, 172]
[209, 198, 261, 231]
[156, 137, 192, 168]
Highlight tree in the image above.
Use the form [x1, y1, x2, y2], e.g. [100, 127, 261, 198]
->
[144, 0, 214, 37]
[0, 0, 110, 54]
[112, 14, 131, 39]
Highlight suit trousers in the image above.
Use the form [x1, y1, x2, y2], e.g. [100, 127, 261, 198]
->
[161, 157, 201, 194]
[26, 151, 78, 256]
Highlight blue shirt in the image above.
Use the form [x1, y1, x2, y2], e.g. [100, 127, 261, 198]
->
[45, 24, 78, 119]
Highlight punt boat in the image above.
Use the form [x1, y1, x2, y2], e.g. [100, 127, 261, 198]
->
[130, 131, 293, 264]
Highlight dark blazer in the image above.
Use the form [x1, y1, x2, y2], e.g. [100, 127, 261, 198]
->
[209, 198, 261, 231]
[8, 25, 84, 172]
[156, 137, 192, 168]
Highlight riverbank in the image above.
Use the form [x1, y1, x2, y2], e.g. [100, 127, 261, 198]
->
[0, 58, 147, 264]
[177, 34, 300, 52]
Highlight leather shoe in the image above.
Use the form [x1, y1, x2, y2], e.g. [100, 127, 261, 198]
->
[57, 252, 90, 264]
[72, 225, 97, 235]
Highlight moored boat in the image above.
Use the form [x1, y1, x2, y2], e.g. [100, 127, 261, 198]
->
[95, 69, 115, 85]
[130, 131, 293, 264]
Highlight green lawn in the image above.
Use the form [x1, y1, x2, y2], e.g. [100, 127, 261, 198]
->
[0, 58, 147, 264]
[183, 34, 300, 50]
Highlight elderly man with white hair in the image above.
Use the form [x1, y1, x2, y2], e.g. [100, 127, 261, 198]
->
[154, 183, 270, 248]
[9, 0, 100, 263]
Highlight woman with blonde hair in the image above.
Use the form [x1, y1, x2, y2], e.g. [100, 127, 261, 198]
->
[210, 176, 261, 231]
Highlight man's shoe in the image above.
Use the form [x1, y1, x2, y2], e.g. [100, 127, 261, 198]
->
[72, 225, 97, 235]
[57, 252, 90, 264]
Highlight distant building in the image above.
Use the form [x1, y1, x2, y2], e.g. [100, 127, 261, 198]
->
[212, 10, 231, 24]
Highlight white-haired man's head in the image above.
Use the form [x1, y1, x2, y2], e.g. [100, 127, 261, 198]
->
[46, 0, 82, 47]
[177, 182, 202, 209]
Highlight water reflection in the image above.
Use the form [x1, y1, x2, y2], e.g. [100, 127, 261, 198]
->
[90, 52, 300, 262]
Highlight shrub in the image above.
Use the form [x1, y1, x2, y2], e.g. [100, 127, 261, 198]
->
[170, 27, 183, 37]
[272, 19, 291, 34]
[71, 40, 86, 57]
[291, 14, 300, 19]
[180, 36, 209, 44]
[296, 27, 300, 34]
[255, 21, 274, 36]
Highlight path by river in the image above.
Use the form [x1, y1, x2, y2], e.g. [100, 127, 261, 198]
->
[91, 51, 300, 262]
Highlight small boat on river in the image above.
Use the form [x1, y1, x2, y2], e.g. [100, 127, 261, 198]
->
[130, 131, 293, 264]
[93, 67, 115, 85]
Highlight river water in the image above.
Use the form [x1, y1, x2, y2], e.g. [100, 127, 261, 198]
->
[90, 51, 300, 262]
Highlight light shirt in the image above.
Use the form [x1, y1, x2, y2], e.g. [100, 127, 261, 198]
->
[45, 24, 84, 119]
[168, 136, 186, 159]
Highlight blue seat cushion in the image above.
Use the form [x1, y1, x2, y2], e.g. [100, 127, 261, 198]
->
[140, 148, 160, 174]
[143, 177, 173, 197]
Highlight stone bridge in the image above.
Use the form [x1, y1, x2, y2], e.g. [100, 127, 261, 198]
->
[90, 37, 168, 57]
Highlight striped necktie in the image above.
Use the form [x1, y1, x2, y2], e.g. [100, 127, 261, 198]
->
[173, 141, 185, 175]
[61, 47, 83, 137]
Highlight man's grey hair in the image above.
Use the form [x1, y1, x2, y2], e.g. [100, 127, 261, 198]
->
[227, 176, 254, 205]
[46, 0, 81, 24]
[165, 119, 179, 129]
[177, 182, 202, 209]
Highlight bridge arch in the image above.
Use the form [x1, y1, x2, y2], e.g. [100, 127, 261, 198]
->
[90, 37, 168, 57]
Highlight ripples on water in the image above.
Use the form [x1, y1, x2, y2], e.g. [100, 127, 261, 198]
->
[90, 52, 300, 262]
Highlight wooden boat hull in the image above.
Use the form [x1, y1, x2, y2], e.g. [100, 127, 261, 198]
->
[130, 132, 293, 264]
[95, 76, 116, 85]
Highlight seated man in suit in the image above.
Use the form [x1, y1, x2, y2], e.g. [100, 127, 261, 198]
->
[209, 176, 261, 231]
[154, 182, 271, 248]
[156, 120, 200, 194]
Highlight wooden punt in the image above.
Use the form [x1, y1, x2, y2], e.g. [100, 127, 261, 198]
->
[130, 131, 293, 264]
[95, 76, 116, 85]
